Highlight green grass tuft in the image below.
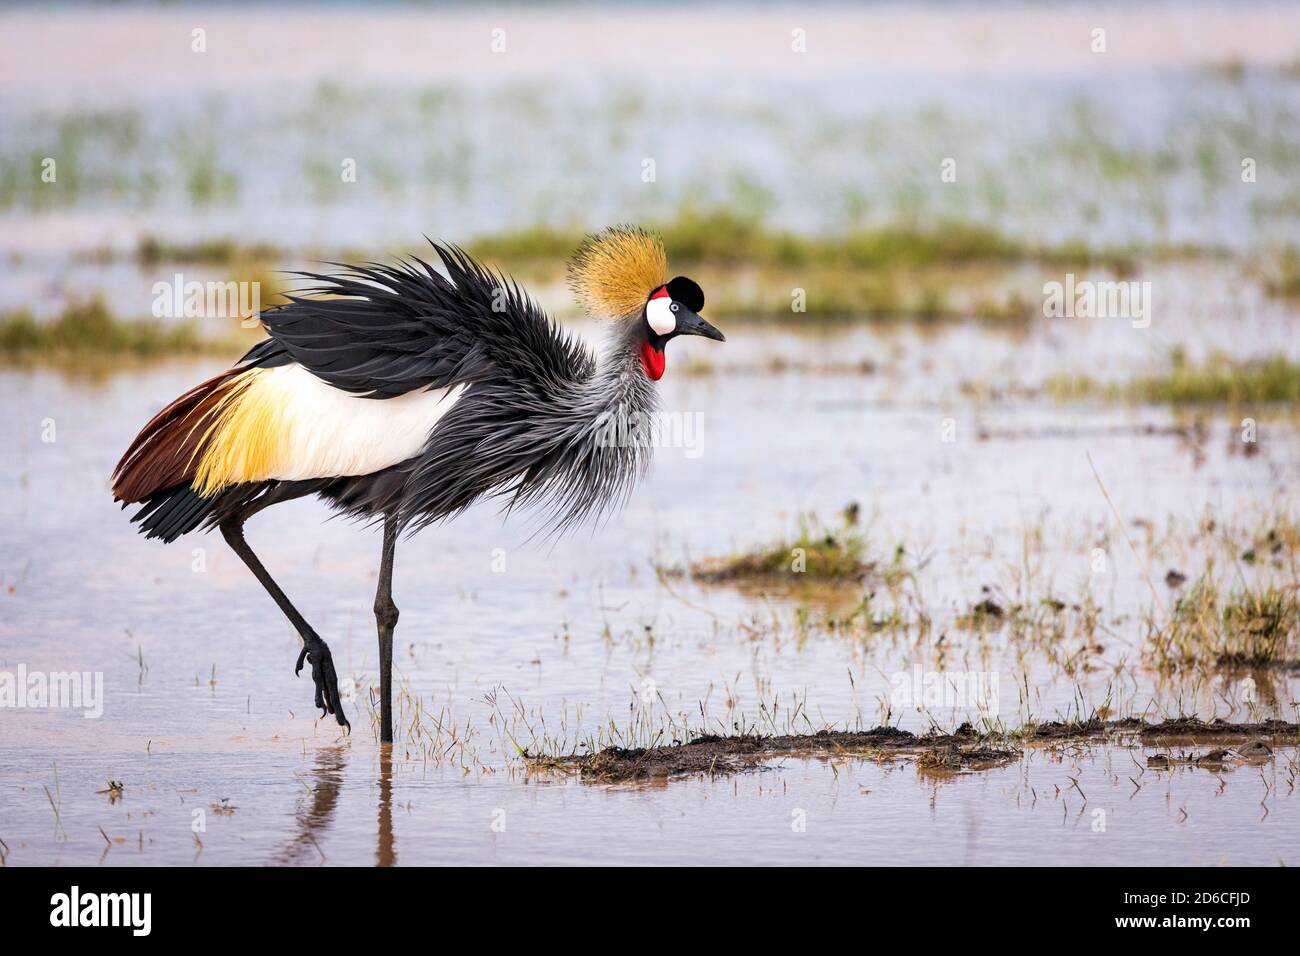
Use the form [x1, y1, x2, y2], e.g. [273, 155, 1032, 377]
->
[1045, 354, 1300, 405]
[690, 515, 867, 583]
[466, 210, 1141, 272]
[136, 234, 281, 267]
[1264, 247, 1300, 299]
[1150, 572, 1300, 669]
[0, 299, 232, 359]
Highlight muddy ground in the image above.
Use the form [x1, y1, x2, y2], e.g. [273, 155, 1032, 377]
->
[532, 718, 1300, 782]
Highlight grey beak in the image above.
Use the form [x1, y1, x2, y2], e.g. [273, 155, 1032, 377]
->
[677, 309, 725, 342]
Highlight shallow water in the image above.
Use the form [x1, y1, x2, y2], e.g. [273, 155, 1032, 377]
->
[3, 1, 1300, 866]
[4, 743, 1294, 867]
[2, 318, 1298, 865]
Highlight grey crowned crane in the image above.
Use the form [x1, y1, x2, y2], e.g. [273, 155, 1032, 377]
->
[111, 226, 724, 743]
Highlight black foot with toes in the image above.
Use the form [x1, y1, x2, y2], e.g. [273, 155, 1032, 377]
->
[296, 638, 350, 732]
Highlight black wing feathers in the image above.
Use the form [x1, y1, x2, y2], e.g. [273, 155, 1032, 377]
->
[261, 243, 593, 398]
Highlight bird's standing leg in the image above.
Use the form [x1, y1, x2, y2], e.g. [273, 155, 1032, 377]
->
[219, 516, 349, 730]
[373, 512, 400, 745]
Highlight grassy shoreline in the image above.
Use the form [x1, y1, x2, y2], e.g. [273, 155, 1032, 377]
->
[7, 299, 1300, 412]
[1045, 355, 1300, 405]
[21, 210, 1292, 341]
[98, 212, 1209, 273]
[0, 299, 252, 362]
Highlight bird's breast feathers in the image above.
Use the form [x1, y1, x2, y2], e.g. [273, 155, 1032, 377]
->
[192, 364, 463, 496]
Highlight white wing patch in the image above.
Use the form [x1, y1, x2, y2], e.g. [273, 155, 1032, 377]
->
[262, 364, 464, 481]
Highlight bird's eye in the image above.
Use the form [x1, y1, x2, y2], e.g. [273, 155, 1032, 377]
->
[670, 303, 679, 312]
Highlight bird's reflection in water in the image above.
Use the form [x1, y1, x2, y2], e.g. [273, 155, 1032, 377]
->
[271, 744, 347, 865]
[376, 746, 396, 867]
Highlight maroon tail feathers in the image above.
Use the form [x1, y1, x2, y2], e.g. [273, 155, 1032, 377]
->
[111, 369, 242, 543]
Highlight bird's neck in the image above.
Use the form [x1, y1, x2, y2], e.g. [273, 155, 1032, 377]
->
[470, 324, 661, 535]
[587, 325, 659, 421]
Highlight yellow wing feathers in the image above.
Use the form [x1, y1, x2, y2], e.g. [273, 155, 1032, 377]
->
[190, 370, 284, 496]
[169, 365, 464, 497]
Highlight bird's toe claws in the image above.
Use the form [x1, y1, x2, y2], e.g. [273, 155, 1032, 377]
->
[299, 641, 349, 731]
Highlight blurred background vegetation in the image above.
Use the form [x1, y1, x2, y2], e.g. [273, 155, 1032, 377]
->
[1, 1, 1299, 401]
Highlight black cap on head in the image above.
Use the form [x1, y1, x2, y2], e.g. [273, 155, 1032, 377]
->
[665, 276, 705, 313]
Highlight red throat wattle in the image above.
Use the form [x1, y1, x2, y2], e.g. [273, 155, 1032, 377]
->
[640, 341, 666, 380]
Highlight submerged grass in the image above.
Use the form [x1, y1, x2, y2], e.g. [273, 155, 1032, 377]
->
[1263, 247, 1300, 299]
[1136, 355, 1300, 404]
[698, 263, 1036, 324]
[0, 299, 222, 358]
[676, 501, 1300, 685]
[134, 234, 282, 267]
[1153, 573, 1300, 669]
[687, 512, 869, 584]
[1145, 513, 1300, 670]
[76, 211, 1134, 274]
[468, 210, 1149, 272]
[1046, 354, 1300, 405]
[1221, 588, 1300, 666]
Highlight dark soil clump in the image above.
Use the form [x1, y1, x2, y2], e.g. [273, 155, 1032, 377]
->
[1136, 717, 1299, 741]
[532, 726, 1011, 782]
[529, 718, 1300, 783]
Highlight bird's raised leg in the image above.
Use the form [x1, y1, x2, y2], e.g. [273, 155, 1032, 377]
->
[219, 516, 350, 730]
[373, 513, 399, 745]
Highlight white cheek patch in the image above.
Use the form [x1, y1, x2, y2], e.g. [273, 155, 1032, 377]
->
[646, 297, 676, 336]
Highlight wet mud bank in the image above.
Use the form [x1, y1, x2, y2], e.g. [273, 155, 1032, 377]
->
[531, 718, 1300, 782]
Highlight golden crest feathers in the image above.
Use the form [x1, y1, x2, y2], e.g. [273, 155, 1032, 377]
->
[567, 225, 668, 319]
